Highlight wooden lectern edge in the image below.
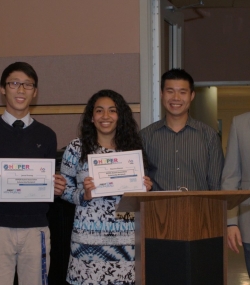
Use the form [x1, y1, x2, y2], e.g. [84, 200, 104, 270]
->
[116, 191, 250, 285]
[116, 190, 250, 212]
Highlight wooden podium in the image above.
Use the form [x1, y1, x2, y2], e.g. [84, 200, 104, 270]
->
[117, 190, 250, 285]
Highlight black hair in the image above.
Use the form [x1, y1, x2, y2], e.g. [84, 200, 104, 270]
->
[0, 62, 38, 88]
[161, 68, 194, 92]
[79, 89, 148, 168]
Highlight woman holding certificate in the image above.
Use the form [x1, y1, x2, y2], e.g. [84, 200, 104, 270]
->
[61, 89, 152, 285]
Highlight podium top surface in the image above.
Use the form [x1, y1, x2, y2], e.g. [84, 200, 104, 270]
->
[117, 190, 250, 212]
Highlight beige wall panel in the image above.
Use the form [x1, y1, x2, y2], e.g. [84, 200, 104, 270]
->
[190, 87, 218, 131]
[218, 95, 250, 112]
[133, 113, 141, 129]
[218, 88, 250, 154]
[33, 112, 140, 150]
[0, 54, 140, 105]
[33, 114, 81, 149]
[0, 0, 139, 56]
[183, 8, 250, 81]
[217, 109, 245, 155]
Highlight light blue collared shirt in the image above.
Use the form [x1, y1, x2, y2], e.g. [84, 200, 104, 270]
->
[2, 110, 33, 128]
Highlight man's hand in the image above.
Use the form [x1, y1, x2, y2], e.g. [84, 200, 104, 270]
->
[143, 176, 153, 192]
[227, 225, 242, 253]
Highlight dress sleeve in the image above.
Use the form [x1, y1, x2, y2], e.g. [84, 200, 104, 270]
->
[60, 138, 85, 206]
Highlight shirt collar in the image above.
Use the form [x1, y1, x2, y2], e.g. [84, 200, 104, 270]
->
[185, 116, 199, 130]
[155, 115, 199, 131]
[2, 110, 33, 128]
[154, 118, 166, 130]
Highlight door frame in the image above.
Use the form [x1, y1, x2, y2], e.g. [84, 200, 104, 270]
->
[140, 0, 184, 127]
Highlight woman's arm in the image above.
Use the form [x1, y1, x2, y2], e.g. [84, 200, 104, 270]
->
[60, 139, 86, 206]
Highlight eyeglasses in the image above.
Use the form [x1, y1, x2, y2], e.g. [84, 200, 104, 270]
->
[6, 81, 35, 90]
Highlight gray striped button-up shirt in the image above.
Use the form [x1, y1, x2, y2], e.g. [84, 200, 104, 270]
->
[140, 116, 224, 191]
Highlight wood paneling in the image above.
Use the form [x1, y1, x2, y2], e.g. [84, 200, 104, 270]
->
[117, 191, 250, 285]
[144, 197, 224, 240]
[0, 104, 140, 115]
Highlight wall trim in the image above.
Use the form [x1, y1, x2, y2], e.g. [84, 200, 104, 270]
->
[0, 104, 140, 115]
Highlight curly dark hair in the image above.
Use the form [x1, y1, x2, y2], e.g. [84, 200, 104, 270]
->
[79, 89, 148, 168]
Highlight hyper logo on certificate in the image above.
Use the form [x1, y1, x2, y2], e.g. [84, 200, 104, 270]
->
[88, 150, 146, 197]
[0, 159, 55, 202]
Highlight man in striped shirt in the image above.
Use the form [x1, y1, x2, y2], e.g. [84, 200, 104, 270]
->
[140, 68, 224, 191]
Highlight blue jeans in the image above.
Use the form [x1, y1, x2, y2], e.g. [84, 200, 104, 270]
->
[242, 242, 250, 277]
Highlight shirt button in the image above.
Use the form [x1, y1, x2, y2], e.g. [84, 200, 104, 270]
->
[176, 150, 178, 152]
[177, 168, 179, 170]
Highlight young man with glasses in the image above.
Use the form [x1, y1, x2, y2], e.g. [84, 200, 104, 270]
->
[0, 62, 66, 285]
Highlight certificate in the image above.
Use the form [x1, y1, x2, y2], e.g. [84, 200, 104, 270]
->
[0, 159, 55, 202]
[88, 150, 146, 197]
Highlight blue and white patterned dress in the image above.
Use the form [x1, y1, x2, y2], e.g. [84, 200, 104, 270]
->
[60, 138, 135, 285]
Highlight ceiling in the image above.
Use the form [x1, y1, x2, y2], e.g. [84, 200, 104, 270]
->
[169, 0, 250, 8]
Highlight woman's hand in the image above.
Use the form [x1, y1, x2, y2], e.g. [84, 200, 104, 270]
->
[143, 176, 153, 192]
[83, 177, 95, 200]
[53, 174, 66, 196]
